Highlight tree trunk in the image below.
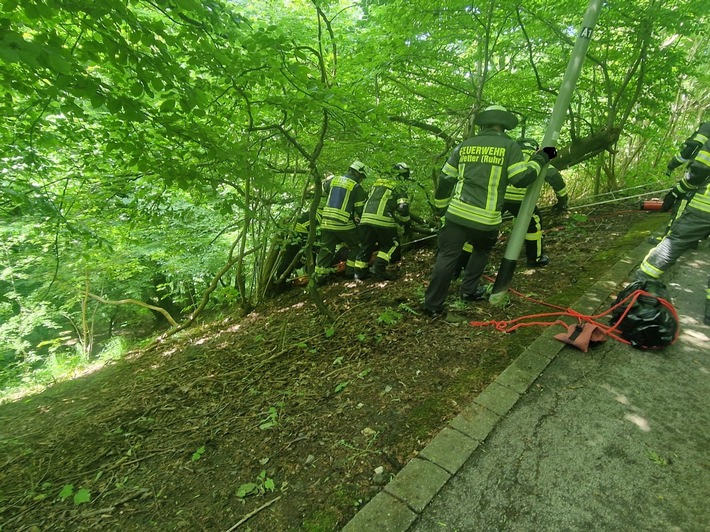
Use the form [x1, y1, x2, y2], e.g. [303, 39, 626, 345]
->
[552, 127, 622, 171]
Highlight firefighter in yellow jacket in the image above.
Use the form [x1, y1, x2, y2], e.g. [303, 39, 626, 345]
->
[453, 138, 568, 277]
[353, 163, 411, 281]
[651, 121, 710, 243]
[503, 137, 569, 267]
[421, 105, 555, 318]
[636, 136, 710, 325]
[315, 161, 368, 285]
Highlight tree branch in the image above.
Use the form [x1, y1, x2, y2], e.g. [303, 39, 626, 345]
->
[88, 294, 179, 327]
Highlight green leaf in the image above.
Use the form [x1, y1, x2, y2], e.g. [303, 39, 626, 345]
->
[73, 488, 91, 505]
[236, 482, 258, 498]
[191, 446, 205, 461]
[106, 98, 122, 113]
[130, 82, 144, 97]
[324, 326, 335, 338]
[263, 478, 275, 492]
[160, 99, 176, 112]
[58, 484, 74, 501]
[90, 92, 106, 109]
[377, 309, 403, 325]
[334, 381, 349, 393]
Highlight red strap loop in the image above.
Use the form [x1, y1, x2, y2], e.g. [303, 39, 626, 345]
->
[469, 279, 680, 348]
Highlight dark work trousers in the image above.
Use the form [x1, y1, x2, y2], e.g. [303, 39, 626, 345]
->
[639, 208, 710, 279]
[502, 200, 544, 262]
[424, 220, 498, 312]
[355, 224, 399, 273]
[316, 227, 360, 276]
[662, 195, 691, 237]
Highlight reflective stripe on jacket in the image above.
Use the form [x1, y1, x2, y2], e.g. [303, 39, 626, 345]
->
[687, 145, 710, 215]
[669, 122, 710, 169]
[360, 178, 410, 228]
[321, 174, 367, 230]
[505, 150, 567, 202]
[435, 129, 545, 230]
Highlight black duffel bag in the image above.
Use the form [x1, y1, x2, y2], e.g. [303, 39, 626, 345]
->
[609, 279, 679, 350]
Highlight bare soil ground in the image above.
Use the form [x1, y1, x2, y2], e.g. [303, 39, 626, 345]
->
[0, 205, 665, 531]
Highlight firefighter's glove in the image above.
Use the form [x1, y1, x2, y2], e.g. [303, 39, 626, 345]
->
[542, 147, 558, 160]
[661, 187, 681, 212]
[552, 194, 569, 213]
[666, 159, 681, 173]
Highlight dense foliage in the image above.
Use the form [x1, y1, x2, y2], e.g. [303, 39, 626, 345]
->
[1, 0, 708, 395]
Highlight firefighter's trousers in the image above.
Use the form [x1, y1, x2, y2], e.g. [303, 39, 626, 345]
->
[639, 208, 710, 279]
[503, 200, 544, 262]
[316, 227, 360, 277]
[424, 220, 497, 312]
[354, 224, 398, 274]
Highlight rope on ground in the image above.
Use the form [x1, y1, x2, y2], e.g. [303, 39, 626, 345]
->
[469, 278, 680, 348]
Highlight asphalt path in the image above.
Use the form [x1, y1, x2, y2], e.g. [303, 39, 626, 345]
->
[410, 240, 710, 531]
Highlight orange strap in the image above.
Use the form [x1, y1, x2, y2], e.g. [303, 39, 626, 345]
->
[469, 278, 680, 348]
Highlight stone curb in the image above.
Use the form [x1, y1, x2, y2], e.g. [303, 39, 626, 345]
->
[341, 238, 653, 532]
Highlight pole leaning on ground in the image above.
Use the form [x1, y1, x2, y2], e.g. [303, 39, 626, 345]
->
[490, 0, 604, 304]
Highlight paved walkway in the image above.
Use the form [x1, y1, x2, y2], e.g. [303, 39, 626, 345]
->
[343, 237, 710, 531]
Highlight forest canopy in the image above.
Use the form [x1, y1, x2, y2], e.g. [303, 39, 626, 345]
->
[1, 0, 708, 396]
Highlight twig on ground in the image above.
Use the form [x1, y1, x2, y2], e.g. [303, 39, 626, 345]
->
[225, 496, 282, 531]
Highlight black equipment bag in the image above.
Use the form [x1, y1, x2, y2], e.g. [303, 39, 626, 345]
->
[609, 279, 679, 350]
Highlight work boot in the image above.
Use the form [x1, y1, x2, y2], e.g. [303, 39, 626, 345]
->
[527, 255, 550, 268]
[371, 259, 396, 281]
[420, 304, 445, 319]
[551, 195, 569, 213]
[371, 269, 396, 281]
[633, 269, 653, 283]
[461, 283, 492, 302]
[314, 274, 330, 287]
[353, 268, 369, 281]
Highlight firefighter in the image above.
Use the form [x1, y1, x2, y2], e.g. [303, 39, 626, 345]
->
[502, 138, 569, 267]
[451, 138, 567, 277]
[314, 161, 368, 285]
[652, 121, 710, 243]
[512, 138, 569, 214]
[635, 135, 710, 325]
[272, 208, 323, 284]
[665, 122, 710, 175]
[547, 166, 570, 213]
[421, 105, 556, 318]
[354, 163, 411, 281]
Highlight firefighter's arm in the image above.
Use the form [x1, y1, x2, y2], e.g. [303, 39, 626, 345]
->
[353, 185, 367, 222]
[545, 168, 569, 211]
[666, 134, 705, 174]
[395, 193, 411, 224]
[686, 146, 710, 185]
[545, 167, 567, 196]
[661, 171, 700, 212]
[408, 211, 427, 225]
[508, 149, 554, 188]
[433, 169, 456, 217]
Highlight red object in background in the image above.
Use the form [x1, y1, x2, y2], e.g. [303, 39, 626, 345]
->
[640, 199, 663, 211]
